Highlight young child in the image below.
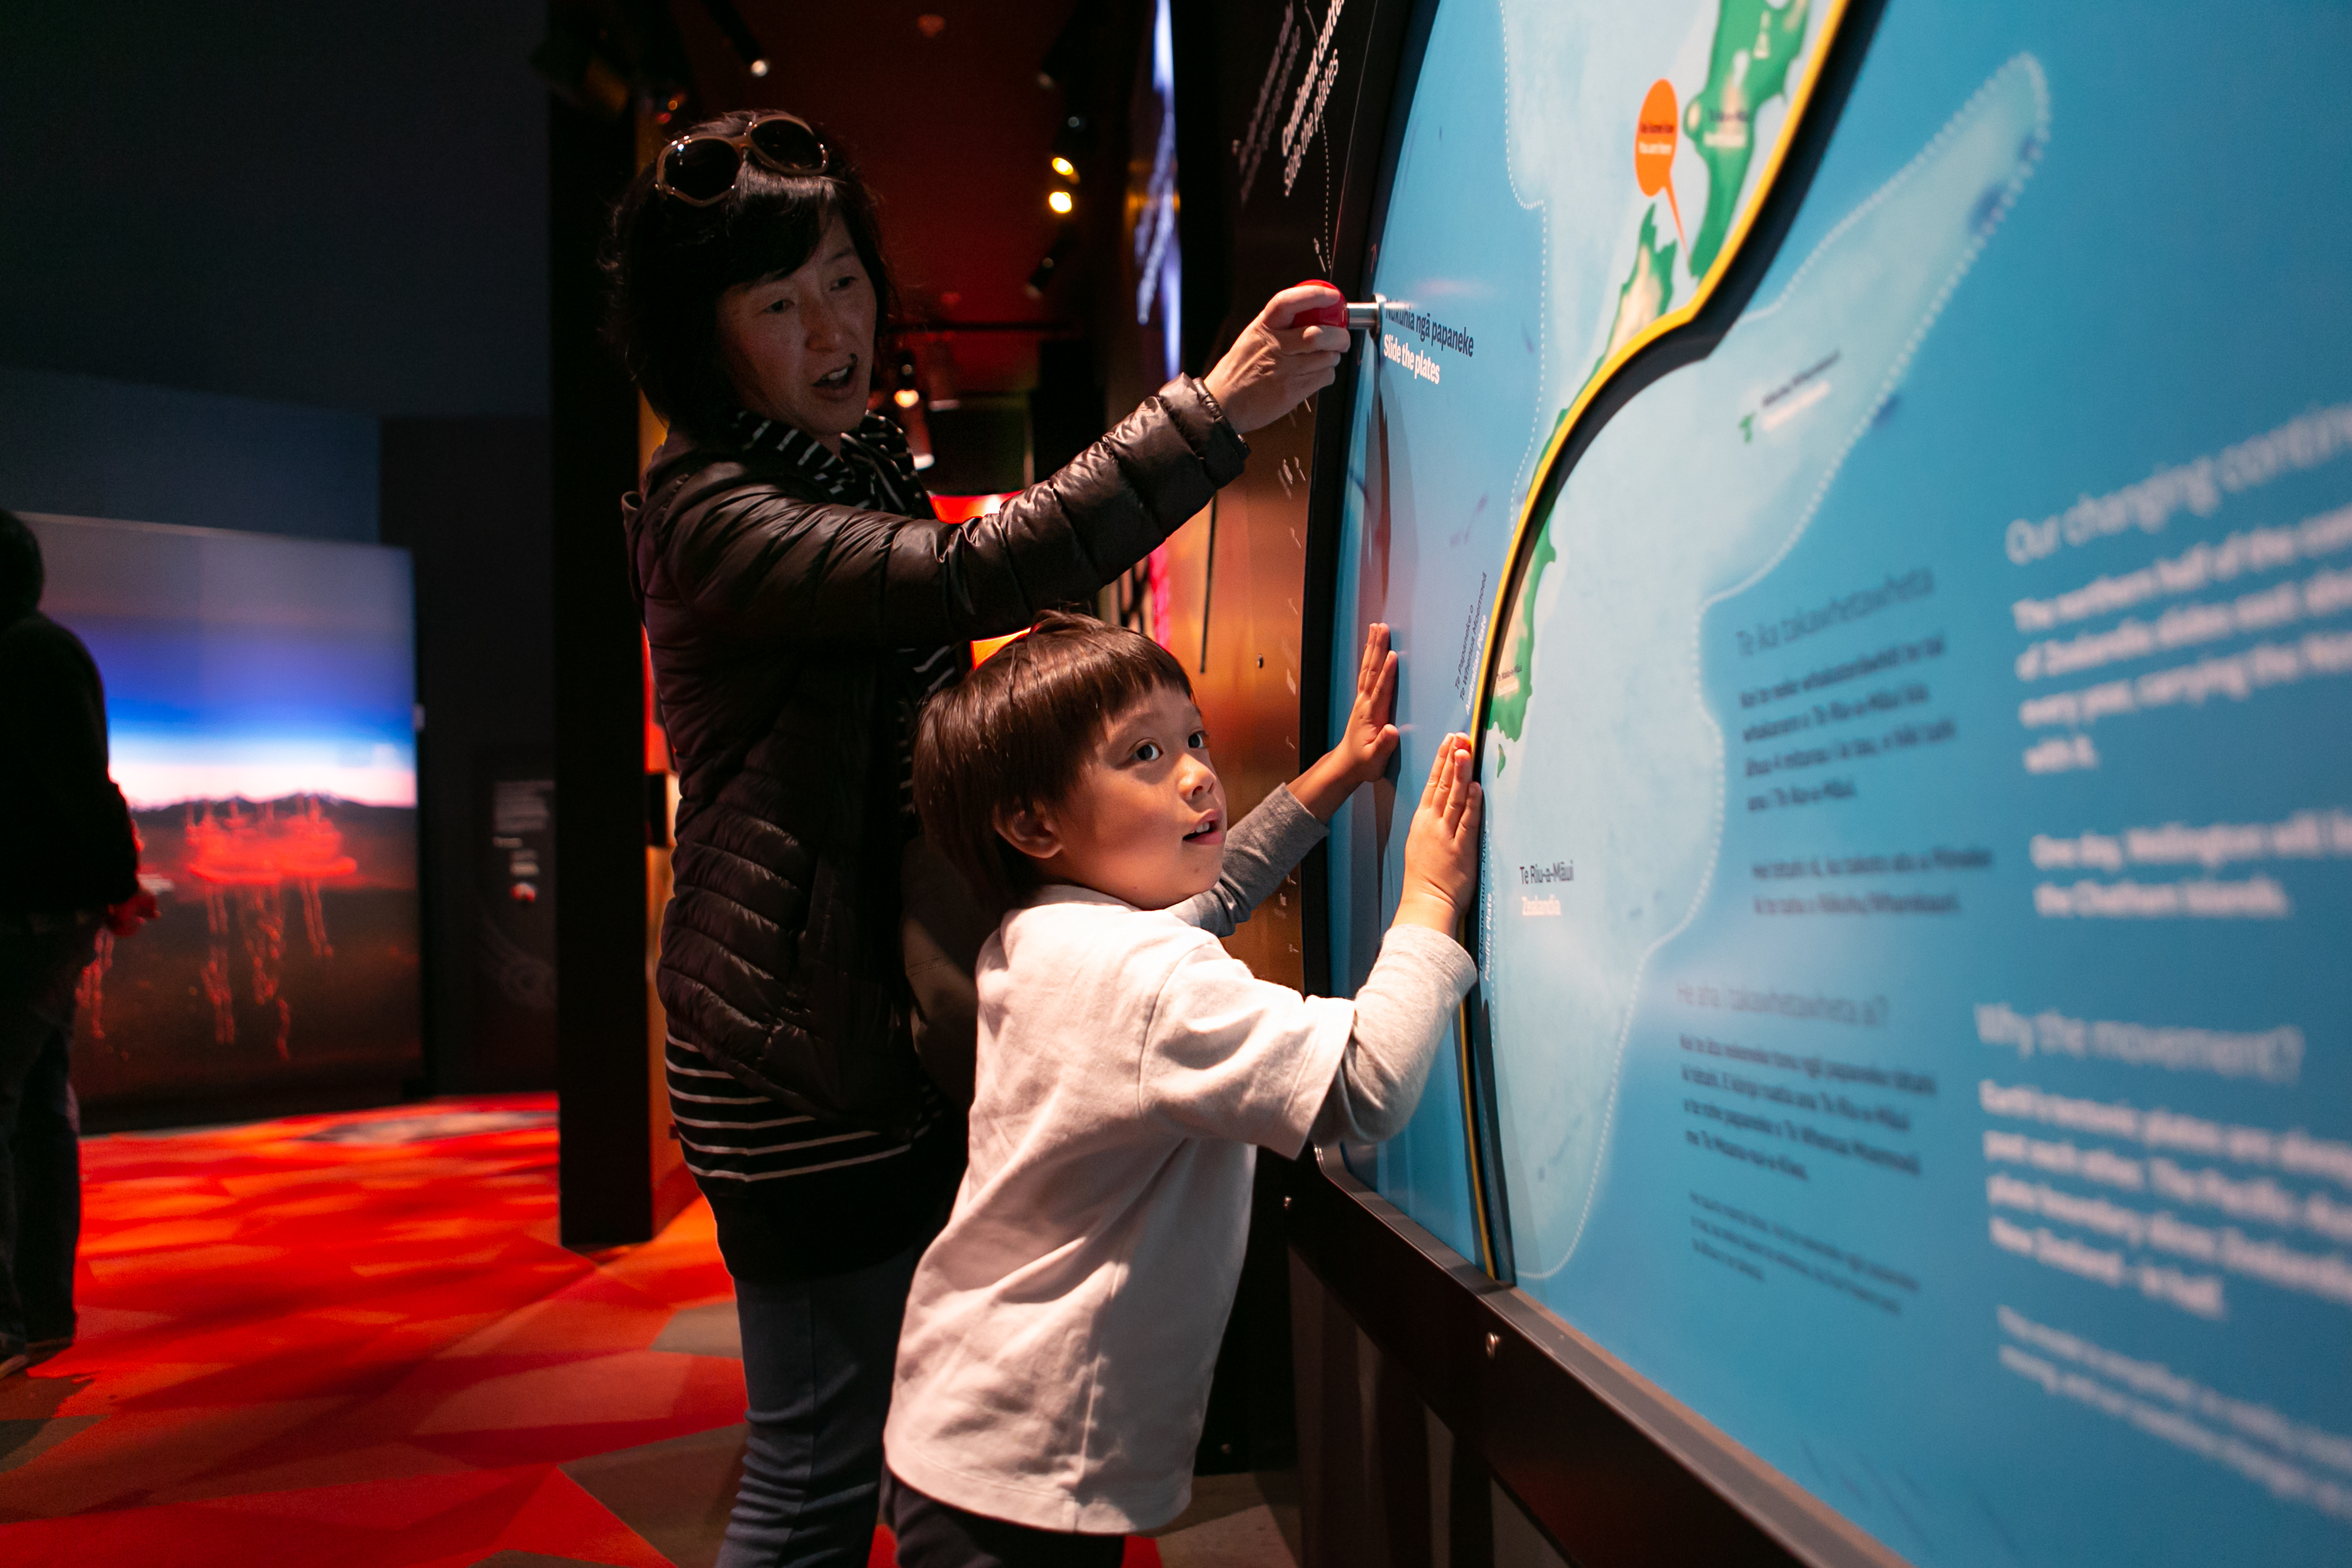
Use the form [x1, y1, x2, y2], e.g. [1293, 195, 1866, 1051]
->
[884, 611, 1481, 1566]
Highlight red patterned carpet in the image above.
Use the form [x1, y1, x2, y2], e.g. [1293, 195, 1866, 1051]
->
[0, 1095, 1165, 1568]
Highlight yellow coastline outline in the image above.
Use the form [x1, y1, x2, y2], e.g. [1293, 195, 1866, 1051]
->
[1452, 0, 1857, 1280]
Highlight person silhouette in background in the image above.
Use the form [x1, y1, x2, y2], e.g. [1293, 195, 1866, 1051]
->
[0, 508, 153, 1380]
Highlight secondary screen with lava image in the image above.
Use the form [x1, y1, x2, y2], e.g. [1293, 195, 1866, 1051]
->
[25, 514, 420, 1115]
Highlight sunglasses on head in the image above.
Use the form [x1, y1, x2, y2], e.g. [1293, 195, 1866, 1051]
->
[655, 112, 832, 206]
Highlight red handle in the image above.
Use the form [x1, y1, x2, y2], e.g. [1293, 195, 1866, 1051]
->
[1294, 278, 1347, 329]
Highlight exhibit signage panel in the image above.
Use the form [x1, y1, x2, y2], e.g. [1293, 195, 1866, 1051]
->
[1320, 2, 2352, 1562]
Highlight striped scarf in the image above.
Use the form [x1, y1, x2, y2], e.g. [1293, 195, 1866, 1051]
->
[724, 407, 937, 519]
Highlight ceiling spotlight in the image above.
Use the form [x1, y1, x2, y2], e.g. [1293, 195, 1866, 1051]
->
[1047, 188, 1075, 216]
[1050, 155, 1078, 181]
[749, 58, 770, 77]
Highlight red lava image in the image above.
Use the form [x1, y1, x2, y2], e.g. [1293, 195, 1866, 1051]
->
[187, 797, 361, 884]
[177, 799, 358, 1054]
[73, 795, 420, 1117]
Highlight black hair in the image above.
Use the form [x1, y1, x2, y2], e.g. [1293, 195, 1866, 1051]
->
[0, 508, 42, 622]
[914, 611, 1196, 908]
[605, 110, 898, 439]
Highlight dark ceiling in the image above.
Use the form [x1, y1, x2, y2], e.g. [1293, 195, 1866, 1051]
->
[676, 4, 1072, 324]
[0, 0, 1121, 415]
[0, 0, 551, 419]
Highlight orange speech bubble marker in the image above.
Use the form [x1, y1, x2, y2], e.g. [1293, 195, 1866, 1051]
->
[1634, 78, 1685, 247]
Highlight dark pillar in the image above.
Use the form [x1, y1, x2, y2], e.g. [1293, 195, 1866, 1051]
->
[378, 416, 556, 1095]
[548, 95, 657, 1247]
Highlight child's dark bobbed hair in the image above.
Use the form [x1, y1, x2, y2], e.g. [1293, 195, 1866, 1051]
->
[915, 611, 1193, 908]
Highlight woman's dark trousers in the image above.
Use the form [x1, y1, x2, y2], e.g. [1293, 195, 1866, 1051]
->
[717, 1239, 921, 1567]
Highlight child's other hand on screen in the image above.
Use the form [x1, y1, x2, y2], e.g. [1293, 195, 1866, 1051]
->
[1290, 622, 1401, 820]
[1394, 733, 1480, 934]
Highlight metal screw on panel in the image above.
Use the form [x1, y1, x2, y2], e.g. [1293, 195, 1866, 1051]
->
[1484, 1332, 1501, 1360]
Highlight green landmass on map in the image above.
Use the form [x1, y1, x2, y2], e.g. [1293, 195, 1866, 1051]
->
[1684, 0, 1811, 278]
[1487, 520, 1558, 756]
[1595, 207, 1679, 375]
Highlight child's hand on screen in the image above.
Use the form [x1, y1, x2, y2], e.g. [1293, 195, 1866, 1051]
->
[1395, 733, 1481, 934]
[1290, 622, 1400, 819]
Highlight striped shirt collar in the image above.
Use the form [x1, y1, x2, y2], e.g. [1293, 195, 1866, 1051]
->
[724, 407, 931, 517]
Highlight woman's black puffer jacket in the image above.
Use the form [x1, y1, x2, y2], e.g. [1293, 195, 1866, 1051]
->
[625, 376, 1247, 1135]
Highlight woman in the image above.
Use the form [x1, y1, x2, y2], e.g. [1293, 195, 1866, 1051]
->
[606, 109, 1342, 1566]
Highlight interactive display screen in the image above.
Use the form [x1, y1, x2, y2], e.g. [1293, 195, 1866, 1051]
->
[1324, 2, 2352, 1562]
[1329, 0, 1843, 1258]
[27, 515, 420, 1110]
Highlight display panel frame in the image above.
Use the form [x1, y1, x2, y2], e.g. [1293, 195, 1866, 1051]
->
[1300, 1, 2352, 1563]
[1284, 1, 1922, 1562]
[1295, 1146, 1908, 1568]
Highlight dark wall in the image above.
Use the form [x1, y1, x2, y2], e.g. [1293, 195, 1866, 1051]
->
[1289, 1247, 1572, 1568]
[547, 98, 671, 1245]
[0, 366, 379, 542]
[0, 0, 548, 418]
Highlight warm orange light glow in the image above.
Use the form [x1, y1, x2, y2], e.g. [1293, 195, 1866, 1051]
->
[892, 388, 921, 409]
[972, 631, 1026, 664]
[1051, 156, 1078, 180]
[1047, 188, 1074, 215]
[931, 492, 1016, 523]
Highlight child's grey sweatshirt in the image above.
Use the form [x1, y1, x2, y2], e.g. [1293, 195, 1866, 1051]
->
[883, 782, 1473, 1535]
[1172, 781, 1478, 1144]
